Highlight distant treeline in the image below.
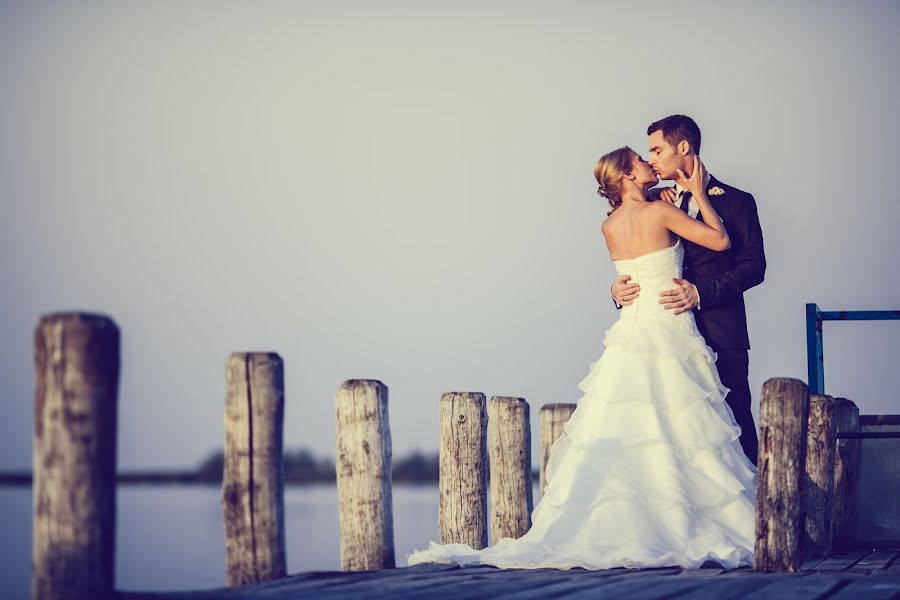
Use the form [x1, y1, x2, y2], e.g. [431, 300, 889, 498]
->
[0, 447, 541, 486]
[190, 447, 445, 484]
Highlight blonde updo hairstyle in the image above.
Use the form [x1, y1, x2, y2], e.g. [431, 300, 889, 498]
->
[593, 146, 635, 216]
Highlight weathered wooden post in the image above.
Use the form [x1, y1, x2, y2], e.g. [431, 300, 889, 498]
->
[539, 404, 576, 498]
[755, 377, 809, 572]
[487, 396, 532, 543]
[32, 312, 120, 600]
[335, 379, 395, 570]
[804, 394, 836, 558]
[439, 392, 488, 549]
[222, 352, 286, 586]
[832, 397, 860, 550]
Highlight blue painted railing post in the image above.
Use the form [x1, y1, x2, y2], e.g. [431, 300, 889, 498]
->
[806, 303, 824, 395]
[805, 305, 899, 395]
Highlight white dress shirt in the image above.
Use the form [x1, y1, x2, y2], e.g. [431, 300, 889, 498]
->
[672, 169, 712, 219]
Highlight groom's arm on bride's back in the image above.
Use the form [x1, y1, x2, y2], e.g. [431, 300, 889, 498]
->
[694, 189, 766, 309]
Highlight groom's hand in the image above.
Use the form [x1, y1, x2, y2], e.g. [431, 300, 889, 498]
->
[659, 278, 699, 314]
[611, 275, 640, 306]
[658, 187, 677, 204]
[648, 186, 677, 204]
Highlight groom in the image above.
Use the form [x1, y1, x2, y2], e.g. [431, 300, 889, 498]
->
[610, 114, 766, 466]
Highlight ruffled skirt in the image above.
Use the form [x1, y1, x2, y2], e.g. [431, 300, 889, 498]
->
[405, 314, 757, 570]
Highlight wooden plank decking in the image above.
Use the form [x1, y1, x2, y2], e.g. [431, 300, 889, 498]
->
[120, 547, 900, 599]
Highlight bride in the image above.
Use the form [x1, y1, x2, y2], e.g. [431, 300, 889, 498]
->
[406, 147, 757, 570]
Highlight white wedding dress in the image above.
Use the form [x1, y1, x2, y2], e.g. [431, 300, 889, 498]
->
[406, 239, 757, 570]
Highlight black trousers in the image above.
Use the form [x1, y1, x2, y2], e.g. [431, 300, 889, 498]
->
[714, 348, 759, 467]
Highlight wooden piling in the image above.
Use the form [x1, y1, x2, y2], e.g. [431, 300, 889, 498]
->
[755, 377, 809, 572]
[832, 397, 860, 550]
[223, 353, 286, 586]
[538, 404, 576, 498]
[439, 392, 488, 549]
[487, 396, 532, 543]
[804, 394, 836, 558]
[335, 379, 395, 571]
[32, 312, 120, 600]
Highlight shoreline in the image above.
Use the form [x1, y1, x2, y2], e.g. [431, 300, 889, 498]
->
[0, 471, 541, 487]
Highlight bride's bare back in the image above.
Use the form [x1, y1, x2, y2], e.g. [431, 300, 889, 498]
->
[602, 201, 677, 261]
[602, 193, 730, 261]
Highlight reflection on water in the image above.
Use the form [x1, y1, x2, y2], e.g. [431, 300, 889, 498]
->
[0, 482, 539, 596]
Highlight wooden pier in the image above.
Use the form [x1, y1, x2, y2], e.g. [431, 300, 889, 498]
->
[120, 547, 900, 599]
[27, 310, 900, 599]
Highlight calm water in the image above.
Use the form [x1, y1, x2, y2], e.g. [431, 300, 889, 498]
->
[0, 482, 540, 598]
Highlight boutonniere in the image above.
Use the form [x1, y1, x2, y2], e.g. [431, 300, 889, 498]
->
[708, 186, 725, 196]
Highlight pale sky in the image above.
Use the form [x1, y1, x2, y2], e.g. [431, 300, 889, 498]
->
[1, 1, 898, 471]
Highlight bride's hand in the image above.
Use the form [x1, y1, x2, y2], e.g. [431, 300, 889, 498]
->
[675, 156, 707, 198]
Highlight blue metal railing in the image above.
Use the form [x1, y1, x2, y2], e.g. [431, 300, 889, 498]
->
[805, 303, 900, 395]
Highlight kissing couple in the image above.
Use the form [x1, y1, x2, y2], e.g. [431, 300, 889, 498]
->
[407, 114, 767, 570]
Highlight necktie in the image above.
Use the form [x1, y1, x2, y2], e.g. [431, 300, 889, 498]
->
[678, 191, 692, 215]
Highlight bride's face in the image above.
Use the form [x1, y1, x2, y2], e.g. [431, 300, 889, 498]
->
[629, 152, 659, 189]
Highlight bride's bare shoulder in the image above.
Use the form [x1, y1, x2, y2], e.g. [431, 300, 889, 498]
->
[645, 199, 679, 220]
[601, 212, 616, 232]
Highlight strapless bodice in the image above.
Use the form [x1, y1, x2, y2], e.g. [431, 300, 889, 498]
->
[612, 240, 699, 335]
[612, 239, 683, 280]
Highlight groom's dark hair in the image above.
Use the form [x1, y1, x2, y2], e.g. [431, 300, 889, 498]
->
[647, 115, 701, 154]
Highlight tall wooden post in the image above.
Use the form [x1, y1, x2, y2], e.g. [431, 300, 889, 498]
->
[32, 313, 120, 600]
[222, 352, 286, 586]
[832, 397, 860, 550]
[804, 394, 836, 558]
[487, 396, 532, 543]
[755, 377, 809, 572]
[539, 404, 576, 498]
[335, 379, 395, 571]
[439, 392, 488, 549]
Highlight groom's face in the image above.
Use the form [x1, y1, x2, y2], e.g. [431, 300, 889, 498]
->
[647, 130, 684, 181]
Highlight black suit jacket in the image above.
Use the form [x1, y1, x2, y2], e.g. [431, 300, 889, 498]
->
[680, 175, 765, 350]
[613, 175, 766, 350]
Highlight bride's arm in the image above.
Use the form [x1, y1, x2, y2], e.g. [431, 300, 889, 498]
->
[657, 156, 730, 251]
[654, 198, 731, 251]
